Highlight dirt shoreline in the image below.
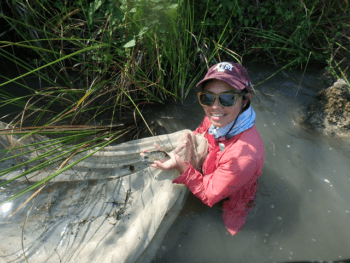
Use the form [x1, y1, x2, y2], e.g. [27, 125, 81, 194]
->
[301, 79, 350, 138]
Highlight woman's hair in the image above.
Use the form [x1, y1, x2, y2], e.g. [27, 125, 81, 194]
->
[201, 80, 251, 112]
[240, 88, 250, 112]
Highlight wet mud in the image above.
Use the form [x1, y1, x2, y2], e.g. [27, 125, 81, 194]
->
[302, 79, 350, 137]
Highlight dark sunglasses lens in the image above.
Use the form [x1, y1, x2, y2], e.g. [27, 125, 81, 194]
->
[199, 94, 214, 106]
[219, 94, 236, 107]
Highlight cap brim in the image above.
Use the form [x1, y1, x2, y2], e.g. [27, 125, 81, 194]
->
[196, 77, 246, 91]
[196, 77, 215, 89]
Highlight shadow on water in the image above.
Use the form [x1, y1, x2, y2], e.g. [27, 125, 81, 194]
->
[151, 62, 350, 263]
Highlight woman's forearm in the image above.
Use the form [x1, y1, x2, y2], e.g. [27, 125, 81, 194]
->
[176, 161, 189, 174]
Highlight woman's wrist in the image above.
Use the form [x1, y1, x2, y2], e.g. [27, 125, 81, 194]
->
[176, 161, 189, 174]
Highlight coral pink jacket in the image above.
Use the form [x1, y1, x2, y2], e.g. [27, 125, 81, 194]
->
[173, 116, 265, 235]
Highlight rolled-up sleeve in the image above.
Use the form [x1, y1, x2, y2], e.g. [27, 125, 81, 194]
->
[173, 157, 256, 207]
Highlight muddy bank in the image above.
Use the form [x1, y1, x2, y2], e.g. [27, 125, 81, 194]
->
[302, 79, 350, 137]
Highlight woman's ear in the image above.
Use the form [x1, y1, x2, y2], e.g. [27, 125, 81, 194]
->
[244, 93, 251, 107]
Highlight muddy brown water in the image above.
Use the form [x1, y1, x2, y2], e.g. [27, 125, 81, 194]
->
[149, 62, 350, 263]
[1, 61, 350, 263]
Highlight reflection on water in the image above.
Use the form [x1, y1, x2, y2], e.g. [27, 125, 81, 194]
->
[0, 202, 12, 213]
[151, 62, 350, 263]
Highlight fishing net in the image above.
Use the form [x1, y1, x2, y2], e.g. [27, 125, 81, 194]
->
[0, 121, 208, 263]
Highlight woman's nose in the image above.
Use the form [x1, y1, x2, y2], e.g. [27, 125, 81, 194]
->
[211, 98, 222, 108]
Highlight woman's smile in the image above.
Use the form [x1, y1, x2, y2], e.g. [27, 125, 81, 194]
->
[211, 113, 226, 121]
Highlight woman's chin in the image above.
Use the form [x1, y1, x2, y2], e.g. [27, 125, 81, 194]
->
[210, 118, 226, 128]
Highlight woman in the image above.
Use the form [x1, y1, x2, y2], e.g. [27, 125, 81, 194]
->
[149, 62, 265, 235]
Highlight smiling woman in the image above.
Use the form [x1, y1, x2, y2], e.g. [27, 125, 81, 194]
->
[149, 62, 265, 236]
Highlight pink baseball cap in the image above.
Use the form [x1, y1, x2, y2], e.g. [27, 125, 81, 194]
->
[196, 62, 250, 93]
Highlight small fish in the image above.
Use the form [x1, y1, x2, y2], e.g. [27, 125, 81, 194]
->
[141, 150, 170, 163]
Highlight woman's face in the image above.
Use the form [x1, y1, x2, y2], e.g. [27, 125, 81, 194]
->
[203, 80, 244, 128]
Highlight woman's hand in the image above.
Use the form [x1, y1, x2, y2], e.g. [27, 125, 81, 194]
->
[141, 143, 188, 174]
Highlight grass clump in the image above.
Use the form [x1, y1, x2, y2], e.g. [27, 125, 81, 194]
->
[193, 0, 350, 86]
[0, 0, 238, 206]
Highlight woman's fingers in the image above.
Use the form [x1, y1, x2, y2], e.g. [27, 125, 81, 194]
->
[151, 157, 176, 170]
[140, 149, 150, 157]
[149, 150, 186, 171]
[150, 163, 158, 169]
[151, 160, 168, 170]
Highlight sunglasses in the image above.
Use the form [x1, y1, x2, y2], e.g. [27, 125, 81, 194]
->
[197, 92, 243, 107]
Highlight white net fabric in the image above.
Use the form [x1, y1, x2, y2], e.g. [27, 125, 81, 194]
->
[0, 121, 208, 263]
[174, 131, 208, 172]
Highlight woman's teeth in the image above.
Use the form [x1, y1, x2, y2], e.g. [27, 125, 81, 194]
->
[212, 114, 225, 117]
